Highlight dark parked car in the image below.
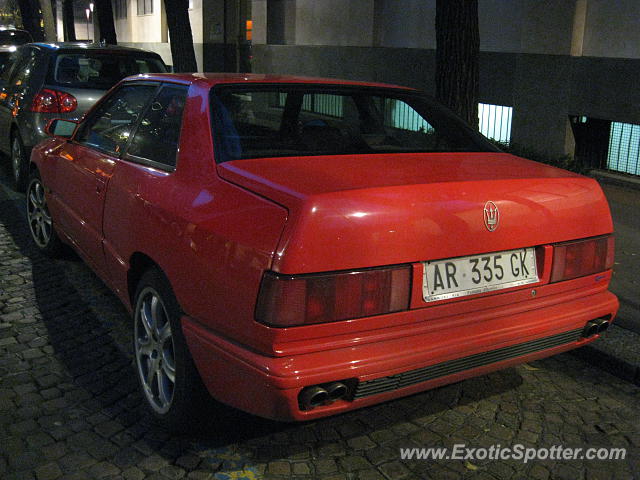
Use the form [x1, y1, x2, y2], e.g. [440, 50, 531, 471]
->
[0, 42, 167, 190]
[0, 26, 33, 46]
[0, 27, 32, 73]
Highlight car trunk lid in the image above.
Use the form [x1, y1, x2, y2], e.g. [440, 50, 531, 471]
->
[217, 152, 613, 274]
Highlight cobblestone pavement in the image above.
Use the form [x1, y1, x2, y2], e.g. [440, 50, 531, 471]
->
[1, 172, 640, 480]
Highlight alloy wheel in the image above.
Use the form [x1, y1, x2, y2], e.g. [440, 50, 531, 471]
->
[134, 287, 176, 414]
[26, 178, 53, 248]
[12, 137, 22, 185]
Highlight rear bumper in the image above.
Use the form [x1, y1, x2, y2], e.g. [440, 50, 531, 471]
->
[182, 290, 618, 421]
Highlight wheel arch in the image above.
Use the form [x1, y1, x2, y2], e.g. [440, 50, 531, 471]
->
[127, 252, 174, 308]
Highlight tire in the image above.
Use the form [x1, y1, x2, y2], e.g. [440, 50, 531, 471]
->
[26, 170, 63, 256]
[133, 267, 208, 431]
[11, 134, 28, 192]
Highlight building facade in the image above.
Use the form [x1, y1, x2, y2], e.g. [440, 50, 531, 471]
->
[250, 0, 640, 174]
[56, 0, 640, 174]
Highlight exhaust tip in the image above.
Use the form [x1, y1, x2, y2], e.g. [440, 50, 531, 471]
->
[299, 386, 329, 410]
[326, 382, 348, 401]
[582, 320, 599, 338]
[582, 317, 612, 338]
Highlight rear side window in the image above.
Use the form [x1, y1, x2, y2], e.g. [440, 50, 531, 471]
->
[76, 84, 157, 155]
[126, 84, 188, 168]
[0, 50, 20, 81]
[48, 53, 166, 89]
[8, 49, 38, 88]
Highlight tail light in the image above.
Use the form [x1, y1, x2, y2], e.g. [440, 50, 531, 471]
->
[550, 235, 614, 283]
[256, 265, 411, 327]
[31, 89, 77, 113]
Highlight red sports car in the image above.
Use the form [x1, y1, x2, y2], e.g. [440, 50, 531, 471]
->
[27, 73, 618, 429]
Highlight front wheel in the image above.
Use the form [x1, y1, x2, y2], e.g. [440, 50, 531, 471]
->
[133, 268, 208, 431]
[11, 135, 28, 192]
[26, 171, 62, 256]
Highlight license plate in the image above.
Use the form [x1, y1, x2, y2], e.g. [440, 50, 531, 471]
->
[423, 248, 538, 302]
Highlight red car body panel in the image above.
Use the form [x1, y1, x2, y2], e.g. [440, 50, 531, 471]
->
[31, 73, 619, 421]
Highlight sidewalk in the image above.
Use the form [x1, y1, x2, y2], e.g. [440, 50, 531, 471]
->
[574, 170, 640, 385]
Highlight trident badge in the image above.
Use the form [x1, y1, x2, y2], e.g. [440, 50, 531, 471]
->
[484, 201, 499, 232]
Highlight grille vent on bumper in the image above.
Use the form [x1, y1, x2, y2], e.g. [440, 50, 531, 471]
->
[353, 328, 583, 399]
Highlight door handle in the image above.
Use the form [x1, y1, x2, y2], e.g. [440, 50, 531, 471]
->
[96, 178, 106, 194]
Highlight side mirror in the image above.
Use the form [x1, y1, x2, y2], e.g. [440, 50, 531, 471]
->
[45, 119, 78, 139]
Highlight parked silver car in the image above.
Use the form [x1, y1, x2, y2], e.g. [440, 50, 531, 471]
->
[0, 42, 167, 190]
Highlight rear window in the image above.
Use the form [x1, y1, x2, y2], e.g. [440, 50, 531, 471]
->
[47, 53, 166, 89]
[210, 85, 497, 163]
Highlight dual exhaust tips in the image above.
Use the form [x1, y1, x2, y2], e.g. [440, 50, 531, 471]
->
[299, 381, 351, 410]
[582, 317, 610, 338]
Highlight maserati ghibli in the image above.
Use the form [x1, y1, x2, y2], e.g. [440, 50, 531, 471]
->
[26, 74, 618, 428]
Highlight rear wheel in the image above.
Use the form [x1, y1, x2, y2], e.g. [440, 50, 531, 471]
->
[11, 134, 28, 192]
[133, 268, 208, 431]
[26, 170, 62, 256]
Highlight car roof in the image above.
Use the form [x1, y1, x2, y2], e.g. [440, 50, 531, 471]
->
[29, 42, 161, 56]
[123, 72, 415, 91]
[0, 27, 30, 33]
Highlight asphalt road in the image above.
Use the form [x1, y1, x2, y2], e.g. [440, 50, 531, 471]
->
[1, 166, 639, 480]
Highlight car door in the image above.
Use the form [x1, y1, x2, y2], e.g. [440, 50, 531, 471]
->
[101, 83, 189, 288]
[0, 47, 33, 154]
[48, 83, 158, 276]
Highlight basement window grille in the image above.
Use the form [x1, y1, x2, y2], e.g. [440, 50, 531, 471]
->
[607, 122, 640, 175]
[479, 103, 512, 144]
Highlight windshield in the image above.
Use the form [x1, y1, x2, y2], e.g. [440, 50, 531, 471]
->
[210, 85, 498, 163]
[47, 53, 166, 89]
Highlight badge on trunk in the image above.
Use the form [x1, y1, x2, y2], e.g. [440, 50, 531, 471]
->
[484, 201, 499, 232]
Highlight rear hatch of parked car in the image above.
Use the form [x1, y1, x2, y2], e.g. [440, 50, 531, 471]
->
[36, 48, 167, 121]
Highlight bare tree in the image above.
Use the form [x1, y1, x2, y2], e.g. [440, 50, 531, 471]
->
[435, 0, 480, 128]
[163, 0, 198, 72]
[40, 0, 56, 41]
[62, 0, 76, 41]
[95, 0, 117, 44]
[17, 0, 43, 41]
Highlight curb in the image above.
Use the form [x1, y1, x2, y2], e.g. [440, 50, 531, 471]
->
[590, 169, 640, 191]
[571, 344, 640, 386]
[569, 325, 640, 387]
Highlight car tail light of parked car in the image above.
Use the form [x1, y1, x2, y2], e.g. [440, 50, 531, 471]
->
[550, 235, 615, 283]
[30, 89, 78, 113]
[256, 265, 412, 326]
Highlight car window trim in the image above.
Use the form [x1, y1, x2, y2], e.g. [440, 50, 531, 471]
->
[121, 152, 176, 173]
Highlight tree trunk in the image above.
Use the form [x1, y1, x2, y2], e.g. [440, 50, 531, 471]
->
[40, 0, 57, 41]
[62, 0, 76, 41]
[435, 0, 480, 129]
[163, 0, 198, 72]
[17, 0, 44, 41]
[95, 0, 117, 44]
